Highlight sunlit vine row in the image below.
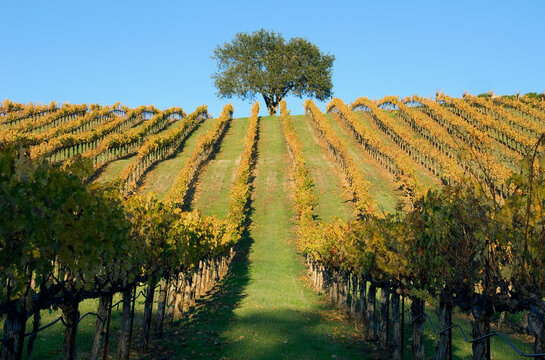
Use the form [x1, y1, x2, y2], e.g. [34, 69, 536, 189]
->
[164, 104, 233, 205]
[305, 99, 376, 218]
[119, 105, 209, 194]
[327, 98, 420, 203]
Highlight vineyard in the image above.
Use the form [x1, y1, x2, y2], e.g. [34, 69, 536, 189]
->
[1, 92, 545, 360]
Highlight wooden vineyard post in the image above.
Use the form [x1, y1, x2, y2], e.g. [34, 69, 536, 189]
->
[411, 298, 425, 360]
[366, 284, 377, 341]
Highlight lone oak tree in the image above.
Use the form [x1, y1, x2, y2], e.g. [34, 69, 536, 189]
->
[212, 29, 335, 115]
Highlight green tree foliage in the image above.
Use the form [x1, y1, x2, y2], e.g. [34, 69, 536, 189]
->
[212, 29, 335, 115]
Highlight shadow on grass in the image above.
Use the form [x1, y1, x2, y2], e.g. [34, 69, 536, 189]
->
[139, 221, 254, 360]
[141, 235, 380, 360]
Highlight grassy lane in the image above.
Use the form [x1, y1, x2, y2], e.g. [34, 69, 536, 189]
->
[94, 154, 137, 184]
[192, 117, 250, 218]
[324, 113, 399, 214]
[219, 116, 370, 359]
[290, 114, 353, 222]
[137, 118, 216, 198]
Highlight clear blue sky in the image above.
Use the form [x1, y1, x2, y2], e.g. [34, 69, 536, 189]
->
[1, 0, 544, 117]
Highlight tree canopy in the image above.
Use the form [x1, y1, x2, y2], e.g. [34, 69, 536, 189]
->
[212, 29, 335, 115]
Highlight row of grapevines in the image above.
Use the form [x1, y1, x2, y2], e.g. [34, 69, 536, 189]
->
[438, 93, 534, 153]
[164, 104, 234, 205]
[119, 105, 209, 194]
[520, 94, 545, 113]
[226, 102, 260, 233]
[327, 98, 420, 203]
[379, 96, 459, 159]
[0, 99, 25, 115]
[84, 107, 179, 169]
[285, 102, 399, 346]
[30, 105, 156, 161]
[1, 103, 88, 138]
[408, 95, 521, 172]
[3, 105, 122, 151]
[0, 101, 58, 126]
[381, 96, 515, 196]
[305, 99, 375, 218]
[467, 94, 545, 138]
[493, 95, 545, 124]
[280, 100, 316, 226]
[402, 97, 516, 196]
[279, 100, 320, 264]
[371, 96, 465, 184]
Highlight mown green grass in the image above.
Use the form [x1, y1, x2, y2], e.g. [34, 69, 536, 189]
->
[290, 114, 353, 222]
[137, 118, 217, 199]
[95, 154, 137, 184]
[324, 113, 400, 214]
[192, 117, 250, 218]
[218, 116, 373, 359]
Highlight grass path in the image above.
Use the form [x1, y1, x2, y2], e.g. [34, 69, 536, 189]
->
[94, 154, 137, 184]
[137, 118, 216, 198]
[192, 117, 250, 218]
[219, 116, 370, 359]
[324, 113, 400, 214]
[290, 114, 353, 222]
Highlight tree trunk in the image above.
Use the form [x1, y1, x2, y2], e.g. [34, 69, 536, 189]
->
[116, 289, 133, 360]
[411, 298, 425, 360]
[26, 307, 41, 358]
[471, 300, 491, 360]
[358, 280, 367, 324]
[435, 301, 452, 360]
[350, 275, 358, 317]
[528, 302, 545, 360]
[190, 268, 198, 306]
[268, 102, 278, 116]
[127, 287, 137, 354]
[142, 278, 157, 350]
[102, 295, 113, 360]
[391, 292, 402, 360]
[90, 294, 111, 360]
[498, 311, 507, 330]
[1, 305, 26, 360]
[522, 310, 530, 334]
[183, 274, 193, 312]
[155, 278, 168, 337]
[195, 261, 203, 299]
[366, 284, 377, 340]
[339, 272, 349, 311]
[379, 288, 390, 348]
[173, 273, 184, 318]
[165, 277, 176, 321]
[60, 301, 80, 360]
